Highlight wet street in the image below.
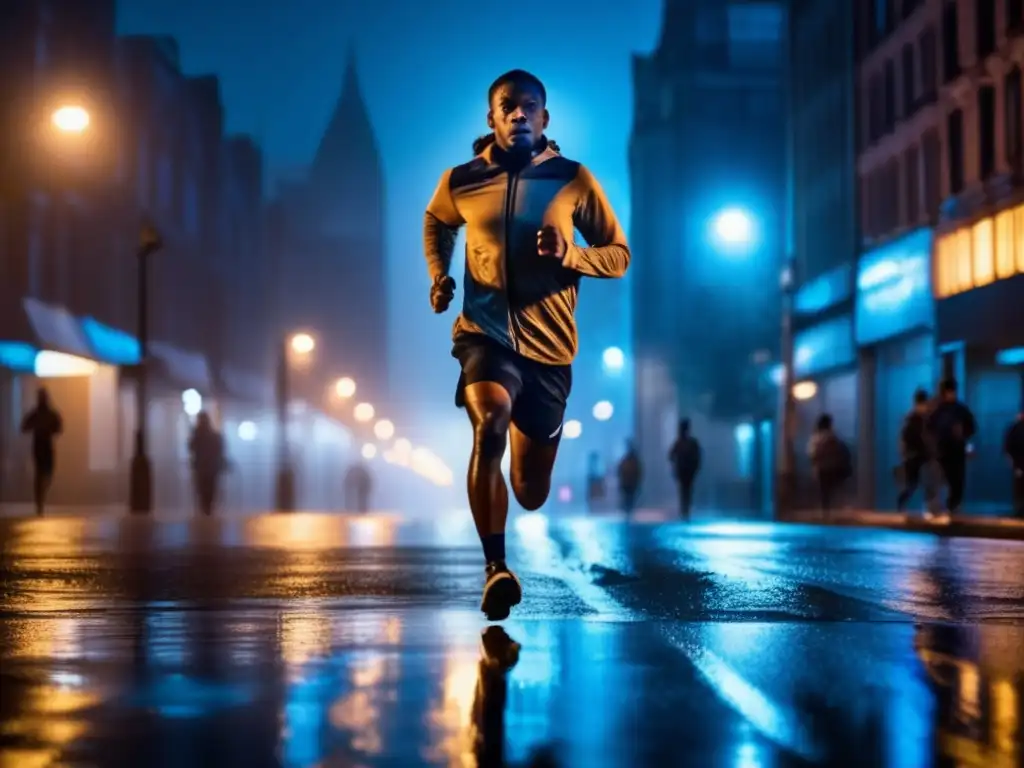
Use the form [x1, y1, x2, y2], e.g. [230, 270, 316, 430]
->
[1, 511, 1022, 767]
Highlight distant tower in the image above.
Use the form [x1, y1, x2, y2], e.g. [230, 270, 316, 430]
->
[306, 51, 388, 399]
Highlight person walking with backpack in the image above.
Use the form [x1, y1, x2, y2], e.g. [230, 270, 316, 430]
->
[808, 413, 852, 517]
[897, 388, 941, 518]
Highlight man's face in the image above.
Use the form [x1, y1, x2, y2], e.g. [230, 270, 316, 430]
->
[488, 81, 548, 152]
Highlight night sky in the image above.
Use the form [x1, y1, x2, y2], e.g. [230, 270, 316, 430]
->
[117, 0, 661, 460]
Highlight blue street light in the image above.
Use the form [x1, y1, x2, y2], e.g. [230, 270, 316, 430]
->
[710, 207, 757, 255]
[602, 346, 625, 374]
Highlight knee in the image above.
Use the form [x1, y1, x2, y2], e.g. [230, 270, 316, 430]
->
[472, 407, 510, 460]
[511, 474, 550, 511]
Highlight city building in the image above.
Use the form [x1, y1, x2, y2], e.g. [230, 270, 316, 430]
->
[854, 0, 1024, 512]
[787, 0, 861, 504]
[852, 0, 944, 510]
[268, 54, 389, 406]
[631, 0, 787, 508]
[926, 0, 1024, 510]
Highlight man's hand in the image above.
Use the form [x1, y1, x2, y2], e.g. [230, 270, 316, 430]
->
[537, 225, 567, 259]
[430, 275, 456, 313]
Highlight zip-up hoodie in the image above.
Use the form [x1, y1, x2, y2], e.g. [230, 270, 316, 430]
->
[423, 139, 630, 366]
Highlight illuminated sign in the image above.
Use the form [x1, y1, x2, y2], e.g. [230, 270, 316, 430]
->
[0, 342, 38, 372]
[794, 263, 852, 316]
[856, 228, 934, 346]
[794, 314, 854, 378]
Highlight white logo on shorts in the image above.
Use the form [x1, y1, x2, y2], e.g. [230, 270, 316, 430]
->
[548, 422, 563, 439]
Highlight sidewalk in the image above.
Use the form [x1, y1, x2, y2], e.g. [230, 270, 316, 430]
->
[783, 509, 1024, 541]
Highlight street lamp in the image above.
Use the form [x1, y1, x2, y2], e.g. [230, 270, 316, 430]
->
[354, 402, 374, 423]
[129, 220, 163, 513]
[712, 207, 754, 245]
[334, 376, 356, 399]
[373, 419, 394, 440]
[275, 331, 316, 511]
[602, 346, 625, 374]
[52, 105, 90, 133]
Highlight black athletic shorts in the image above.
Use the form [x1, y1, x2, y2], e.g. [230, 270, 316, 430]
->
[453, 333, 572, 444]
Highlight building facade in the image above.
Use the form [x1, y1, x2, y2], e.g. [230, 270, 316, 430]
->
[855, 0, 1024, 512]
[788, 0, 861, 505]
[0, 2, 278, 508]
[631, 0, 787, 509]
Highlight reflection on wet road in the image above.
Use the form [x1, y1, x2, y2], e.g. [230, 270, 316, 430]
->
[1, 512, 1023, 766]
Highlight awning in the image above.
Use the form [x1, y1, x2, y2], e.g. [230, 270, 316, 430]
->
[80, 317, 140, 365]
[22, 297, 93, 358]
[149, 340, 212, 392]
[218, 364, 272, 404]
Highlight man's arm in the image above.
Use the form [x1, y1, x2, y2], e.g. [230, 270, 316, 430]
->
[565, 165, 630, 278]
[423, 169, 464, 282]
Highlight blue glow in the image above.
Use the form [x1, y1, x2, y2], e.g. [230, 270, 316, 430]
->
[709, 207, 757, 257]
[80, 317, 141, 364]
[794, 263, 852, 316]
[793, 315, 855, 378]
[996, 346, 1024, 365]
[734, 423, 755, 443]
[855, 228, 934, 345]
[0, 342, 39, 372]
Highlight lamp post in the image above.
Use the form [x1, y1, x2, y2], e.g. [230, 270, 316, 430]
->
[129, 220, 163, 513]
[274, 332, 314, 511]
[775, 258, 798, 518]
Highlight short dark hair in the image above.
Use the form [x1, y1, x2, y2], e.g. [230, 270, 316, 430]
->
[488, 69, 547, 105]
[940, 378, 958, 394]
[913, 388, 929, 404]
[816, 413, 833, 431]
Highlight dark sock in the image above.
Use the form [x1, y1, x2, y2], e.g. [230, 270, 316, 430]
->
[482, 534, 505, 564]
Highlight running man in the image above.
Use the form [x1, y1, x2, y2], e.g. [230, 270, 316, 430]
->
[423, 69, 630, 620]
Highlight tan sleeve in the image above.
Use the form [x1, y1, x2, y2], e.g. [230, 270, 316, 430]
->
[562, 164, 631, 278]
[423, 169, 464, 281]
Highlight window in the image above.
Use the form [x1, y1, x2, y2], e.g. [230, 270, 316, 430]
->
[1006, 67, 1023, 169]
[979, 85, 996, 179]
[976, 0, 996, 59]
[919, 27, 938, 100]
[868, 73, 884, 142]
[875, 0, 890, 39]
[972, 218, 995, 286]
[923, 128, 942, 218]
[995, 210, 1016, 278]
[1017, 205, 1024, 273]
[901, 43, 916, 116]
[942, 0, 960, 83]
[905, 145, 921, 223]
[884, 59, 896, 131]
[948, 109, 964, 195]
[1010, 0, 1024, 32]
[954, 229, 972, 292]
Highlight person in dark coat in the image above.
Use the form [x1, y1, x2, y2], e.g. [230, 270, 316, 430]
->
[188, 412, 226, 516]
[20, 387, 63, 516]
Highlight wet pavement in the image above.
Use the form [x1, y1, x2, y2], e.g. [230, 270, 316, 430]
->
[1, 512, 1023, 767]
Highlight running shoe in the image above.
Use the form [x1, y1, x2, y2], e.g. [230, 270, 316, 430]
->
[481, 561, 522, 621]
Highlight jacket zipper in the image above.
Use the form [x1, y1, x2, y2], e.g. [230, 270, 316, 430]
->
[503, 170, 520, 351]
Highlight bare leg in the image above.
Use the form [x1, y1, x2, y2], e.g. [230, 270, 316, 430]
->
[509, 422, 559, 512]
[464, 382, 513, 540]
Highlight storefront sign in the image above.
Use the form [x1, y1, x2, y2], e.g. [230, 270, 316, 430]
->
[856, 228, 934, 346]
[794, 262, 853, 316]
[794, 314, 855, 378]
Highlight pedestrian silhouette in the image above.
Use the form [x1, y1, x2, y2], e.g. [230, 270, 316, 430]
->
[20, 387, 63, 516]
[617, 439, 642, 516]
[669, 418, 701, 520]
[188, 411, 226, 516]
[344, 462, 373, 512]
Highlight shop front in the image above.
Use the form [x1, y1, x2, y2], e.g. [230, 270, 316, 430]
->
[854, 227, 937, 509]
[934, 204, 1024, 512]
[792, 313, 858, 499]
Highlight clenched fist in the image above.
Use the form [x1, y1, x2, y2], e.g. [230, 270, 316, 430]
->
[537, 225, 566, 259]
[430, 275, 456, 313]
